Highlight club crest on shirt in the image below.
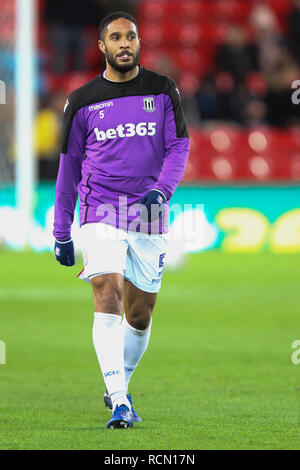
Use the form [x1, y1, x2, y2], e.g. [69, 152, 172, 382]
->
[143, 97, 156, 113]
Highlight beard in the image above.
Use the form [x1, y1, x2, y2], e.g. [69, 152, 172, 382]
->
[105, 46, 140, 73]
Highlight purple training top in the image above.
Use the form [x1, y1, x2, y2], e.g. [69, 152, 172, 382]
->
[53, 66, 190, 240]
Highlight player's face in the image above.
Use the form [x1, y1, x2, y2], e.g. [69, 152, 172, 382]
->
[98, 18, 140, 73]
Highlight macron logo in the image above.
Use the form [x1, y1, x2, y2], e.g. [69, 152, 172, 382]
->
[94, 122, 156, 142]
[89, 102, 113, 111]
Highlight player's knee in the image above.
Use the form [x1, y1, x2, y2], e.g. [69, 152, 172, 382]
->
[91, 274, 123, 314]
[127, 301, 154, 330]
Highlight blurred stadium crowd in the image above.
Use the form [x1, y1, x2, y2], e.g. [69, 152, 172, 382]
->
[1, 0, 300, 182]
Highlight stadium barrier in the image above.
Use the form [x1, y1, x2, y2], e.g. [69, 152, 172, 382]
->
[0, 184, 299, 262]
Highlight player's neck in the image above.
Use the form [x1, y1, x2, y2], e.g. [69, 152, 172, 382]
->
[104, 65, 139, 83]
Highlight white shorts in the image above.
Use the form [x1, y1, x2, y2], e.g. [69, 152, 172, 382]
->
[78, 223, 168, 293]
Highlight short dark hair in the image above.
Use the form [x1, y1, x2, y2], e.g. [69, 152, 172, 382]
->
[99, 11, 138, 41]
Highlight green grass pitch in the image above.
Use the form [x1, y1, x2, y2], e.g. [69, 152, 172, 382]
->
[0, 250, 299, 450]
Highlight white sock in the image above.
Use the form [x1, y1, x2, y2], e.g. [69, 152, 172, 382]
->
[92, 312, 130, 411]
[123, 315, 152, 393]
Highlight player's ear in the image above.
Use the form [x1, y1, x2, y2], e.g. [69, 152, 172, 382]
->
[98, 40, 105, 55]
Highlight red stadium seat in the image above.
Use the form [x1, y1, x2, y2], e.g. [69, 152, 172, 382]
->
[64, 72, 95, 95]
[0, 23, 15, 42]
[268, 0, 293, 18]
[139, 23, 170, 47]
[176, 48, 213, 74]
[183, 126, 298, 181]
[213, 0, 252, 22]
[178, 73, 201, 95]
[183, 128, 207, 181]
[179, 24, 202, 47]
[138, 1, 166, 21]
[245, 73, 268, 97]
[141, 47, 210, 77]
[0, 0, 15, 15]
[138, 1, 210, 22]
[38, 0, 297, 182]
[140, 49, 162, 70]
[198, 22, 232, 44]
[179, 1, 208, 21]
[278, 128, 300, 180]
[139, 19, 234, 48]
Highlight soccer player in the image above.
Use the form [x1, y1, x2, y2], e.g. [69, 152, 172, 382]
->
[53, 11, 190, 429]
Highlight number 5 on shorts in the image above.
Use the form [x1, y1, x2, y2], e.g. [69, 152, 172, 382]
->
[159, 253, 166, 277]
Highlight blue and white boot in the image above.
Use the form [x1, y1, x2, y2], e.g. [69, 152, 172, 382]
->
[106, 404, 134, 429]
[104, 390, 142, 423]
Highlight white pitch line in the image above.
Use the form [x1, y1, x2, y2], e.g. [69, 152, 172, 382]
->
[0, 286, 197, 301]
[0, 287, 90, 301]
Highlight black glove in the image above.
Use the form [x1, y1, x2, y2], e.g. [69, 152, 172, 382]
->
[139, 189, 166, 222]
[54, 239, 75, 266]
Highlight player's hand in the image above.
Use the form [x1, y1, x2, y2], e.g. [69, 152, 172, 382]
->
[139, 189, 166, 222]
[54, 239, 75, 266]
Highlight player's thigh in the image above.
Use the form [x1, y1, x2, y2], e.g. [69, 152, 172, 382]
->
[125, 232, 168, 294]
[79, 222, 127, 282]
[91, 272, 124, 315]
